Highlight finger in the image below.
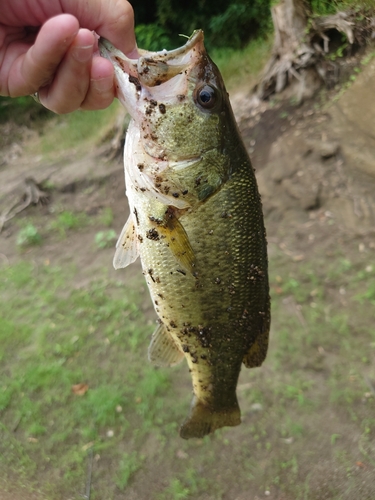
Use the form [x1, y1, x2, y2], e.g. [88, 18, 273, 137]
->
[62, 0, 137, 55]
[79, 56, 115, 111]
[39, 28, 95, 114]
[10, 14, 79, 96]
[95, 0, 137, 56]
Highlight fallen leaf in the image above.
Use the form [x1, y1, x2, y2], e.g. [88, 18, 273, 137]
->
[71, 383, 89, 396]
[356, 461, 366, 469]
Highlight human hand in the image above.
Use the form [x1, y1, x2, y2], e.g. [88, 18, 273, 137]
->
[0, 0, 136, 113]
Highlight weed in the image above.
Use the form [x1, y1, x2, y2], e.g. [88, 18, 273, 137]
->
[49, 210, 88, 237]
[16, 223, 42, 247]
[327, 38, 349, 61]
[33, 102, 120, 157]
[356, 282, 375, 304]
[2, 211, 375, 498]
[95, 229, 117, 249]
[361, 50, 375, 66]
[98, 207, 114, 227]
[183, 468, 208, 494]
[116, 451, 144, 490]
[0, 260, 157, 495]
[212, 35, 273, 90]
[158, 478, 190, 500]
[331, 433, 341, 445]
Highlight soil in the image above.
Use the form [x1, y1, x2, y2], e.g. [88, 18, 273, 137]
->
[1, 50, 375, 500]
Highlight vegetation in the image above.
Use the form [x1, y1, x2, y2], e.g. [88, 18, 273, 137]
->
[0, 95, 51, 124]
[16, 223, 42, 247]
[1, 1, 375, 498]
[310, 0, 375, 15]
[131, 0, 375, 52]
[131, 0, 271, 51]
[95, 230, 118, 249]
[1, 203, 375, 498]
[2, 0, 375, 124]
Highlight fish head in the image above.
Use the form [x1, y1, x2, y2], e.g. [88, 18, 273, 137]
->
[99, 31, 231, 164]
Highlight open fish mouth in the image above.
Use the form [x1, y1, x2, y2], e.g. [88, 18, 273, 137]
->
[99, 30, 204, 87]
[99, 30, 210, 162]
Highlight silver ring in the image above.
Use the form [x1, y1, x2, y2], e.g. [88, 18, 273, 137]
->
[31, 92, 41, 104]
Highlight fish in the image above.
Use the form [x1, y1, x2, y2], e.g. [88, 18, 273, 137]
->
[99, 31, 270, 439]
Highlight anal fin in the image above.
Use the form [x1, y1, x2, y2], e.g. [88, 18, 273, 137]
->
[148, 323, 184, 367]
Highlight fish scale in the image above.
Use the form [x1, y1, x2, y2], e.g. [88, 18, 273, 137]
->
[99, 30, 270, 439]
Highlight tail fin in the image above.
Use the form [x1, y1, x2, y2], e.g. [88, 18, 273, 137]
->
[179, 396, 241, 439]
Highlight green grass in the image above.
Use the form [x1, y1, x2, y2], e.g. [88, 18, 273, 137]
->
[116, 452, 144, 490]
[212, 35, 273, 90]
[48, 210, 89, 238]
[95, 229, 117, 249]
[2, 232, 375, 498]
[16, 223, 42, 247]
[14, 208, 118, 250]
[0, 260, 177, 497]
[97, 207, 114, 227]
[25, 100, 121, 159]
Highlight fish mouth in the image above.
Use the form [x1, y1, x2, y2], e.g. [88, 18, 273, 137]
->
[99, 30, 205, 87]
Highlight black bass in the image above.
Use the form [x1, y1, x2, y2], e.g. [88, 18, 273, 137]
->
[99, 31, 270, 439]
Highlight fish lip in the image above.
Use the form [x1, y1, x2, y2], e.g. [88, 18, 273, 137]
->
[99, 30, 207, 131]
[99, 30, 204, 63]
[99, 38, 138, 79]
[99, 30, 204, 78]
[143, 30, 204, 62]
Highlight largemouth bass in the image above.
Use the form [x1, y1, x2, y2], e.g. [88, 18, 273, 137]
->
[100, 31, 270, 439]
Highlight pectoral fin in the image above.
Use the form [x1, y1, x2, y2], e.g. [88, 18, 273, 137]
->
[113, 216, 139, 270]
[158, 212, 195, 273]
[148, 323, 184, 367]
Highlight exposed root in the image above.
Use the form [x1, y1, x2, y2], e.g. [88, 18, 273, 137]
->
[256, 0, 371, 101]
[0, 177, 49, 233]
[312, 11, 355, 47]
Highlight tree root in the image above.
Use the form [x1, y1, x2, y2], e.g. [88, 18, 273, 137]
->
[256, 0, 371, 101]
[0, 177, 49, 234]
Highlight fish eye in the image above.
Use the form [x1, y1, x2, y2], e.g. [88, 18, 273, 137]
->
[195, 84, 218, 110]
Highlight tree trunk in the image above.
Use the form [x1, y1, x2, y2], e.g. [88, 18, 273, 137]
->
[257, 0, 358, 101]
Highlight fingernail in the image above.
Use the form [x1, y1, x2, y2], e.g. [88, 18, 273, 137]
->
[72, 45, 94, 63]
[92, 76, 113, 93]
[126, 46, 139, 59]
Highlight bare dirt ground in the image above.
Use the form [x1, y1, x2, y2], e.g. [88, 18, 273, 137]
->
[1, 53, 375, 500]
